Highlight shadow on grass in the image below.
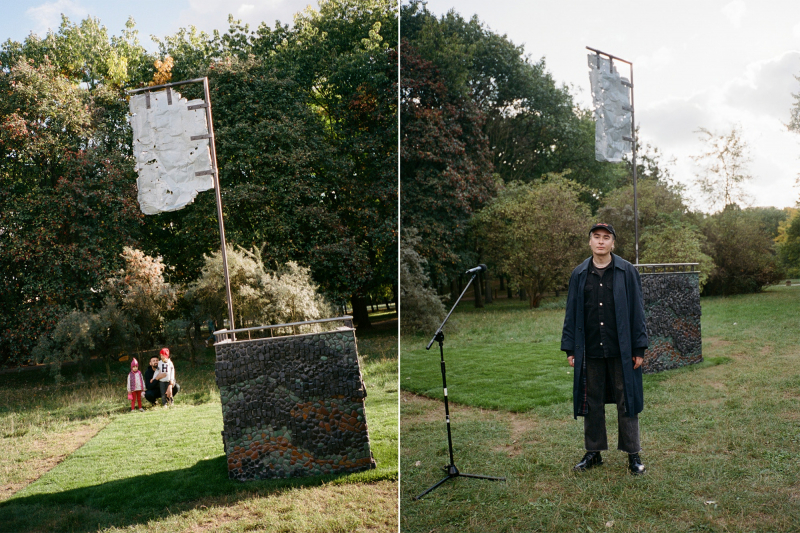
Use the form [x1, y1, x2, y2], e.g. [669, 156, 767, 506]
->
[0, 455, 394, 532]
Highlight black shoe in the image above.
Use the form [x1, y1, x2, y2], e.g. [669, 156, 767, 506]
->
[573, 451, 603, 471]
[628, 453, 646, 475]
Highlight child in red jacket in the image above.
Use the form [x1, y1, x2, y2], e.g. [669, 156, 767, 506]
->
[127, 358, 145, 412]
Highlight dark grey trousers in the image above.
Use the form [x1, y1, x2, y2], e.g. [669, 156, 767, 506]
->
[159, 381, 174, 406]
[145, 383, 180, 405]
[584, 356, 641, 454]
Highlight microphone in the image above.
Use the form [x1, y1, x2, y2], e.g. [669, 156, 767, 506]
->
[465, 264, 487, 274]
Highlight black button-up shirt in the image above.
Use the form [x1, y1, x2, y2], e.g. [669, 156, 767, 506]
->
[583, 260, 620, 358]
[565, 255, 646, 360]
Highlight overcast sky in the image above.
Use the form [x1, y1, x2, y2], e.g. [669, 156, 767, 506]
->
[420, 0, 800, 211]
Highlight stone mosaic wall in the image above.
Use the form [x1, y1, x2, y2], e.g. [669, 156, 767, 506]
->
[214, 328, 376, 481]
[640, 272, 702, 373]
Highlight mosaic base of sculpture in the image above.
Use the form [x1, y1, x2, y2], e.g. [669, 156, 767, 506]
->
[214, 329, 376, 480]
[641, 272, 702, 373]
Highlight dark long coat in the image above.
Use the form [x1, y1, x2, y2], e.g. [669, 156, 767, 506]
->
[560, 254, 648, 420]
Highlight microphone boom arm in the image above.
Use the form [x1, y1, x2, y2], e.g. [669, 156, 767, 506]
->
[426, 271, 478, 350]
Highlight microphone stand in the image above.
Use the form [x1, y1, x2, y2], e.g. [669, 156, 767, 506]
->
[415, 270, 506, 500]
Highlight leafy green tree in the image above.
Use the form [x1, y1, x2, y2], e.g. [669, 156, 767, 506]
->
[105, 247, 177, 350]
[188, 245, 333, 331]
[639, 223, 715, 290]
[745, 206, 789, 240]
[0, 19, 155, 366]
[775, 207, 800, 277]
[1, 4, 398, 365]
[400, 228, 446, 335]
[700, 205, 783, 295]
[401, 2, 627, 209]
[474, 176, 591, 308]
[691, 125, 753, 211]
[146, 2, 398, 328]
[0, 149, 143, 366]
[597, 180, 689, 262]
[400, 40, 495, 284]
[32, 247, 176, 379]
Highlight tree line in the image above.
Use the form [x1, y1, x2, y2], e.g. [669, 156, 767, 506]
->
[400, 2, 799, 333]
[0, 0, 398, 367]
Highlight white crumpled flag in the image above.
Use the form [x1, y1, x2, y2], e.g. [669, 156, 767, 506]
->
[129, 89, 214, 214]
[588, 54, 632, 163]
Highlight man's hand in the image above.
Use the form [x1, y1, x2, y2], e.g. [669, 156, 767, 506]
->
[633, 356, 643, 369]
[567, 355, 575, 368]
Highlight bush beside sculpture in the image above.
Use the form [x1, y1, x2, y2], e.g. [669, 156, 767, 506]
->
[214, 327, 376, 480]
[641, 271, 702, 373]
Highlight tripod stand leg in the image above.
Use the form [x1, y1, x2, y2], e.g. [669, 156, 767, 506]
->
[414, 474, 454, 500]
[459, 473, 507, 481]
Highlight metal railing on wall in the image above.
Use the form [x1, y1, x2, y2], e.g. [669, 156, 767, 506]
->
[635, 263, 699, 275]
[213, 316, 354, 344]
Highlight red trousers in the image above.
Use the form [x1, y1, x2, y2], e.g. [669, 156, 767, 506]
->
[130, 390, 142, 409]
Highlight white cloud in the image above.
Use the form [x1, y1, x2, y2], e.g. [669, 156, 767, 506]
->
[722, 50, 800, 121]
[640, 92, 715, 148]
[722, 0, 746, 29]
[793, 21, 800, 38]
[637, 51, 800, 210]
[25, 0, 89, 36]
[179, 0, 302, 31]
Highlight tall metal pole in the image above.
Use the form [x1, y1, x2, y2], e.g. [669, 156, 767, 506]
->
[629, 64, 639, 265]
[586, 46, 638, 264]
[202, 77, 237, 336]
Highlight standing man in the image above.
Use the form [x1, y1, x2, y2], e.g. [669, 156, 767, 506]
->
[561, 223, 648, 475]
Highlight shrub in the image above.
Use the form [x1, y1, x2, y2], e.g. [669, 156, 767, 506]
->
[400, 228, 446, 335]
[640, 223, 715, 290]
[700, 205, 783, 295]
[188, 245, 334, 332]
[473, 176, 591, 308]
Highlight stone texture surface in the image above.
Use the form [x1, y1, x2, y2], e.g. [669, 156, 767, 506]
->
[214, 328, 376, 481]
[641, 272, 702, 373]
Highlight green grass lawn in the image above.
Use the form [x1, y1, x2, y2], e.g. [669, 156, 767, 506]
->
[400, 287, 800, 532]
[0, 316, 398, 532]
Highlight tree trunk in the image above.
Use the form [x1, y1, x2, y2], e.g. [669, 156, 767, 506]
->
[507, 283, 513, 299]
[519, 287, 526, 301]
[499, 275, 505, 290]
[473, 272, 484, 308]
[484, 272, 493, 303]
[530, 291, 543, 308]
[187, 325, 197, 368]
[351, 294, 372, 329]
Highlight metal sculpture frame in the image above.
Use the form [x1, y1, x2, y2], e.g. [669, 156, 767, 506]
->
[587, 46, 639, 264]
[127, 78, 235, 337]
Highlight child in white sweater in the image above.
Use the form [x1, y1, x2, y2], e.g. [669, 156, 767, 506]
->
[152, 348, 176, 406]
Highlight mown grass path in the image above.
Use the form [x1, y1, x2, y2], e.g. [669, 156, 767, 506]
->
[400, 287, 800, 532]
[0, 318, 398, 532]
